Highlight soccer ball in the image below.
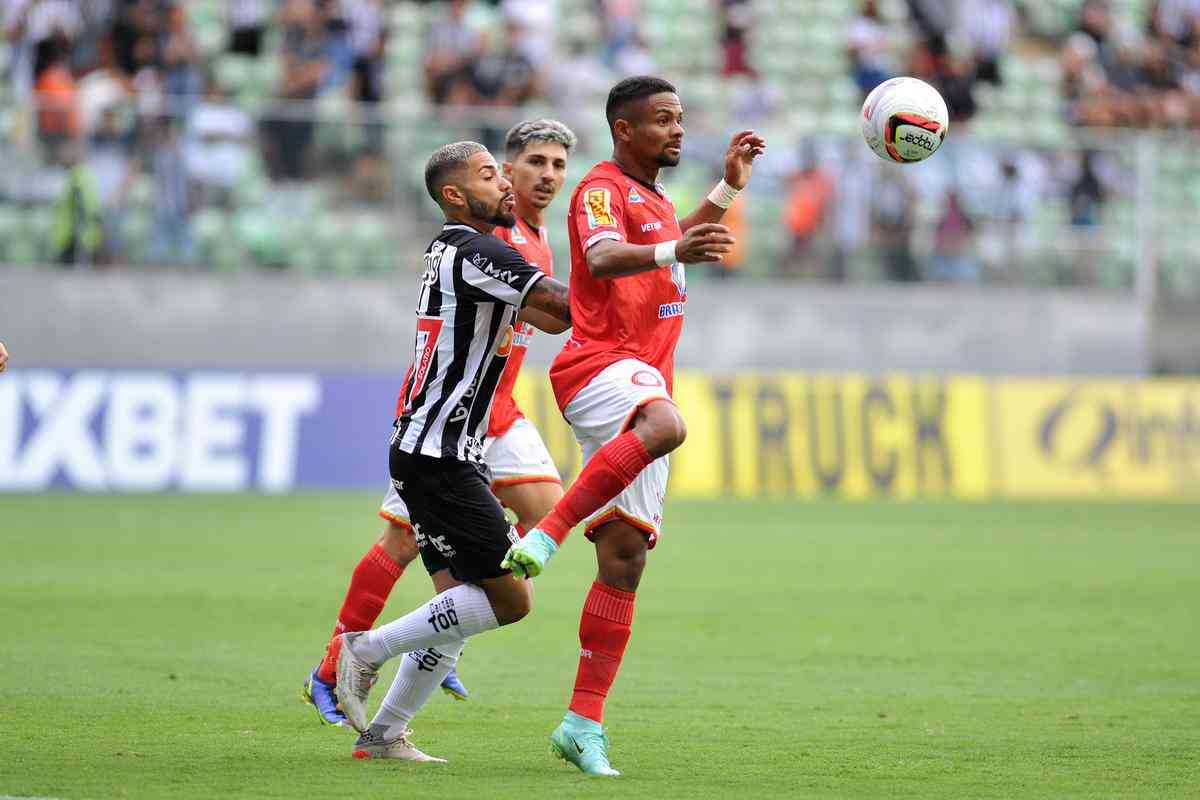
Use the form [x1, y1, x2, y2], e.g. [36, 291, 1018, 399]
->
[861, 77, 949, 164]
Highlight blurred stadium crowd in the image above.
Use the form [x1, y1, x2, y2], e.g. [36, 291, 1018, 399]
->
[1, 0, 1199, 298]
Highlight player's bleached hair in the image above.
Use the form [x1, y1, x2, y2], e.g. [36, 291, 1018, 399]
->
[605, 76, 678, 131]
[504, 119, 578, 160]
[424, 140, 489, 204]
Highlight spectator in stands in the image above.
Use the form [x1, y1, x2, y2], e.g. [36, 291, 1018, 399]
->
[958, 0, 1015, 85]
[228, 0, 269, 56]
[160, 3, 202, 113]
[87, 105, 137, 264]
[905, 0, 952, 39]
[595, 0, 640, 70]
[461, 21, 540, 148]
[130, 32, 164, 118]
[344, 0, 387, 107]
[33, 33, 81, 163]
[929, 190, 978, 283]
[871, 167, 917, 282]
[550, 36, 613, 131]
[319, 0, 355, 92]
[910, 35, 978, 123]
[468, 21, 539, 107]
[1069, 150, 1107, 228]
[712, 187, 747, 279]
[52, 140, 102, 266]
[4, 0, 83, 98]
[78, 37, 131, 134]
[343, 0, 390, 201]
[991, 156, 1033, 282]
[186, 77, 253, 208]
[423, 0, 483, 105]
[266, 0, 328, 179]
[719, 0, 756, 78]
[148, 117, 194, 265]
[502, 0, 555, 68]
[846, 0, 891, 97]
[110, 0, 160, 78]
[781, 156, 834, 280]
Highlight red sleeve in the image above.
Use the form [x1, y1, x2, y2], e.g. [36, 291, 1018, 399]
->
[573, 178, 628, 253]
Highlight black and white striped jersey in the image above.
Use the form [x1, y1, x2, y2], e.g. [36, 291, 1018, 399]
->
[394, 223, 547, 463]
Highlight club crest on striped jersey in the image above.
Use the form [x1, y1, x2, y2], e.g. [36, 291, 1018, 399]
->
[585, 188, 615, 228]
[496, 324, 515, 357]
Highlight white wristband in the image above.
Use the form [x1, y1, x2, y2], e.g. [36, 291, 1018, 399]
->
[707, 179, 741, 209]
[654, 240, 678, 267]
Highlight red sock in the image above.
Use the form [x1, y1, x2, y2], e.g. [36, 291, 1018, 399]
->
[316, 543, 405, 683]
[569, 581, 636, 723]
[541, 431, 653, 544]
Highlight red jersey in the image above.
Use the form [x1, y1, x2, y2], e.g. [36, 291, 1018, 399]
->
[487, 218, 553, 436]
[393, 217, 553, 437]
[550, 161, 686, 410]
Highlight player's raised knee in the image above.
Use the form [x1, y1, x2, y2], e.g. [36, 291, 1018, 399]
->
[636, 402, 687, 457]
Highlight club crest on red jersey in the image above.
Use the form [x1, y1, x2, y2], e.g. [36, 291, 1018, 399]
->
[585, 188, 615, 228]
[628, 186, 644, 204]
[510, 225, 527, 244]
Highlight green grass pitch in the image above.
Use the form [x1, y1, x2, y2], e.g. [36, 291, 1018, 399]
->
[1, 495, 1198, 799]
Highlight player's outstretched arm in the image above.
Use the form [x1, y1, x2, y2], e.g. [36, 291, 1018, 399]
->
[587, 225, 736, 279]
[519, 304, 571, 334]
[523, 276, 571, 327]
[0, 341, 8, 373]
[678, 130, 766, 233]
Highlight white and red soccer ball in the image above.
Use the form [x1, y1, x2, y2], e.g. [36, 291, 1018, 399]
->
[861, 77, 949, 164]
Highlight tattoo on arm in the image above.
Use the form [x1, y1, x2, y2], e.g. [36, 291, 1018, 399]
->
[524, 277, 571, 326]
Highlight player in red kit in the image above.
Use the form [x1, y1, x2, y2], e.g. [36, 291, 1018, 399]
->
[303, 121, 577, 751]
[503, 77, 766, 775]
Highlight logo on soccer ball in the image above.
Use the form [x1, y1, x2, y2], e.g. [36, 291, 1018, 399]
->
[885, 114, 943, 162]
[584, 188, 615, 228]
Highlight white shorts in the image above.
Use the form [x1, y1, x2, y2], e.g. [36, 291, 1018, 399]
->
[378, 417, 561, 527]
[563, 358, 673, 548]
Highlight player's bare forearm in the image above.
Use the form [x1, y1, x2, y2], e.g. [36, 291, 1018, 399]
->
[679, 201, 728, 234]
[518, 305, 571, 334]
[585, 240, 662, 279]
[524, 276, 571, 326]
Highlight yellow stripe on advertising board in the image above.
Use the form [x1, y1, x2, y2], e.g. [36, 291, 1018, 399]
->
[991, 380, 1200, 497]
[512, 371, 991, 499]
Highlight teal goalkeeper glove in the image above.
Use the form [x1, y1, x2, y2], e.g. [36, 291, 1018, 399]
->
[501, 529, 559, 579]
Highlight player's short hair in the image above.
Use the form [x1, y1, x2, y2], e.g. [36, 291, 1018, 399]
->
[424, 140, 489, 204]
[504, 119, 578, 160]
[605, 76, 678, 131]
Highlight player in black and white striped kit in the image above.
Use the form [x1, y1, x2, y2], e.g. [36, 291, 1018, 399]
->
[393, 225, 546, 463]
[332, 141, 572, 760]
